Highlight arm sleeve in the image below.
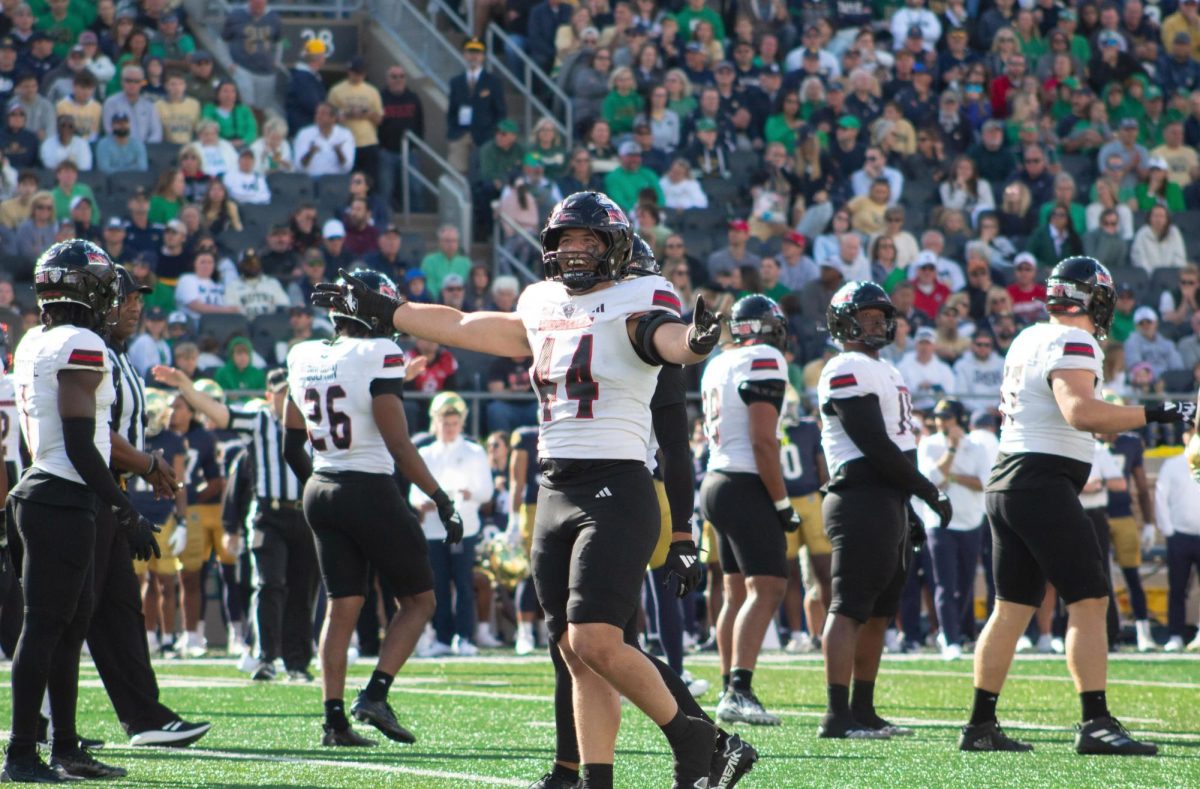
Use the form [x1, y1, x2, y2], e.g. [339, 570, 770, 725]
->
[62, 417, 130, 511]
[829, 394, 939, 501]
[651, 367, 693, 534]
[283, 427, 312, 486]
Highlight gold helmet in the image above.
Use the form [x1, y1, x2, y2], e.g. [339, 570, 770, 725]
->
[144, 388, 173, 437]
[194, 378, 226, 405]
[781, 384, 802, 428]
[479, 536, 530, 591]
[241, 397, 268, 412]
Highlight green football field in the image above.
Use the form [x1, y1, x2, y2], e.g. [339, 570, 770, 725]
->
[2, 652, 1198, 788]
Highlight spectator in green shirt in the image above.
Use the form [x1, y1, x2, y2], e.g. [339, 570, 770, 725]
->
[757, 256, 792, 303]
[214, 336, 267, 392]
[35, 0, 87, 60]
[201, 80, 259, 148]
[477, 119, 525, 197]
[420, 224, 473, 299]
[604, 141, 664, 212]
[49, 160, 98, 222]
[601, 67, 644, 137]
[148, 168, 186, 224]
[1135, 158, 1187, 211]
[673, 0, 724, 42]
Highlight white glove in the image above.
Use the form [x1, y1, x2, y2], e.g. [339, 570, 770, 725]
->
[1141, 524, 1157, 553]
[169, 525, 188, 557]
[505, 519, 524, 549]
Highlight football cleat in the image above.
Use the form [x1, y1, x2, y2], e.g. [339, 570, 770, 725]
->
[527, 772, 579, 789]
[818, 712, 891, 740]
[251, 661, 277, 681]
[959, 721, 1034, 752]
[48, 748, 127, 779]
[286, 669, 315, 683]
[681, 670, 710, 699]
[1075, 717, 1158, 756]
[129, 720, 211, 747]
[0, 753, 65, 783]
[858, 714, 915, 737]
[321, 725, 378, 747]
[710, 730, 758, 788]
[350, 694, 416, 744]
[35, 716, 104, 751]
[715, 690, 781, 726]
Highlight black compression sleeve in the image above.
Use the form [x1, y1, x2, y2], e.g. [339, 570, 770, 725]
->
[62, 417, 130, 512]
[828, 395, 938, 500]
[284, 427, 313, 486]
[652, 393, 694, 535]
[737, 378, 785, 410]
[370, 378, 406, 398]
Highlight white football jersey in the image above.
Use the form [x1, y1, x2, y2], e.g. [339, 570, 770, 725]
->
[998, 322, 1103, 464]
[287, 336, 407, 474]
[517, 275, 682, 461]
[13, 324, 115, 484]
[0, 371, 22, 475]
[701, 343, 787, 474]
[818, 351, 916, 474]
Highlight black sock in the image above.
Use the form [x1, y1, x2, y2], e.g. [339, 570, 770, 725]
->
[721, 673, 730, 691]
[363, 670, 394, 703]
[850, 679, 876, 718]
[1080, 690, 1109, 721]
[551, 764, 580, 784]
[659, 709, 693, 751]
[580, 763, 613, 789]
[970, 688, 999, 726]
[730, 668, 753, 694]
[324, 699, 350, 731]
[827, 683, 850, 715]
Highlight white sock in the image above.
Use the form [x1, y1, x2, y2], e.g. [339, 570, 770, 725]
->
[517, 621, 534, 639]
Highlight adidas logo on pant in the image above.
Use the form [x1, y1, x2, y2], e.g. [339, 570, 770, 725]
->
[594, 487, 612, 498]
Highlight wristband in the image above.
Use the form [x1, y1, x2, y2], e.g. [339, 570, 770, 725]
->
[773, 497, 790, 511]
[142, 453, 156, 477]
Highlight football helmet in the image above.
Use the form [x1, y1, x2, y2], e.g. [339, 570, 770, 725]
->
[1045, 256, 1116, 341]
[626, 235, 660, 277]
[115, 265, 152, 299]
[330, 268, 400, 337]
[34, 239, 119, 327]
[826, 281, 897, 349]
[540, 191, 633, 293]
[729, 294, 787, 351]
[194, 378, 226, 405]
[144, 388, 172, 437]
[479, 536, 530, 591]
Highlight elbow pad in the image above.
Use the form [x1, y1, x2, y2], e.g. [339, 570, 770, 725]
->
[633, 310, 687, 367]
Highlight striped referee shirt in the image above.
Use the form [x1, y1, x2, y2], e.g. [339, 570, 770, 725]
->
[109, 346, 146, 454]
[228, 405, 302, 501]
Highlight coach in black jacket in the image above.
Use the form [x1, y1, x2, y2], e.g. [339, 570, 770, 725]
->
[446, 37, 507, 173]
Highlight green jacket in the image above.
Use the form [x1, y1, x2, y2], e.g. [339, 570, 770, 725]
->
[51, 184, 98, 223]
[420, 252, 472, 299]
[602, 91, 644, 136]
[478, 140, 525, 188]
[201, 102, 259, 143]
[604, 166, 664, 213]
[214, 336, 266, 391]
[673, 6, 724, 41]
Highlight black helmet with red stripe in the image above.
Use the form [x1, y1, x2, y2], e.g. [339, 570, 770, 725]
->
[540, 191, 634, 293]
[34, 239, 119, 330]
[827, 281, 897, 349]
[1046, 255, 1116, 341]
[626, 235, 660, 277]
[730, 294, 787, 351]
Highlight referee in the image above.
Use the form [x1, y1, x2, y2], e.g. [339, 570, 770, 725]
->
[88, 266, 211, 746]
[153, 365, 318, 682]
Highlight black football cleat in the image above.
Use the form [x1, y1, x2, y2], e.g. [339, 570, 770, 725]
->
[251, 661, 276, 681]
[818, 711, 891, 740]
[1075, 717, 1158, 756]
[35, 715, 104, 751]
[0, 753, 65, 783]
[321, 725, 378, 747]
[527, 772, 579, 788]
[350, 693, 416, 744]
[49, 748, 127, 779]
[959, 721, 1034, 752]
[710, 730, 758, 788]
[672, 716, 717, 789]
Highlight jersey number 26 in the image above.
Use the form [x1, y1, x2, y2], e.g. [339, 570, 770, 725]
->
[304, 386, 352, 450]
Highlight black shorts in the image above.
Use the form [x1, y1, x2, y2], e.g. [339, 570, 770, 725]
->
[699, 471, 788, 578]
[986, 482, 1109, 607]
[822, 467, 909, 623]
[531, 460, 660, 640]
[303, 470, 433, 600]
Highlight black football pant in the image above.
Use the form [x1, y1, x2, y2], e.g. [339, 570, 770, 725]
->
[250, 507, 318, 671]
[86, 504, 176, 735]
[8, 498, 95, 759]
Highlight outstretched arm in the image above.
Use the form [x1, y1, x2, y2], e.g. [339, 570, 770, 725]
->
[151, 365, 232, 429]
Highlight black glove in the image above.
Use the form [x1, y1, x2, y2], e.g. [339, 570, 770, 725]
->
[431, 489, 464, 545]
[906, 502, 927, 548]
[1145, 400, 1198, 425]
[686, 294, 722, 355]
[664, 539, 702, 598]
[117, 505, 161, 562]
[919, 490, 953, 529]
[312, 268, 406, 327]
[774, 499, 801, 532]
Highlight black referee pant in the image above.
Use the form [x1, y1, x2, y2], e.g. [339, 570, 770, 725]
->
[251, 505, 318, 671]
[86, 504, 176, 736]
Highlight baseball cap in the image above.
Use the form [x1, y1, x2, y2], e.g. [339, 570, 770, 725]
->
[78, 31, 98, 46]
[347, 55, 366, 73]
[1134, 306, 1158, 324]
[728, 219, 750, 232]
[381, 223, 401, 236]
[190, 50, 213, 63]
[28, 31, 49, 43]
[1014, 252, 1036, 268]
[165, 218, 186, 234]
[303, 38, 328, 57]
[982, 119, 1004, 132]
[161, 11, 179, 24]
[1119, 117, 1139, 129]
[463, 38, 485, 52]
[915, 327, 936, 343]
[112, 112, 130, 123]
[69, 45, 85, 57]
[1146, 86, 1163, 100]
[266, 368, 289, 392]
[715, 60, 735, 72]
[915, 251, 938, 268]
[404, 268, 426, 283]
[618, 140, 641, 156]
[1117, 281, 1136, 296]
[0, 37, 14, 50]
[907, 25, 924, 38]
[68, 195, 88, 210]
[442, 273, 465, 288]
[133, 250, 157, 270]
[429, 391, 467, 417]
[970, 411, 998, 430]
[322, 219, 345, 239]
[522, 152, 544, 168]
[685, 41, 703, 53]
[496, 119, 519, 135]
[761, 63, 781, 76]
[168, 310, 189, 325]
[782, 230, 806, 246]
[837, 115, 861, 129]
[933, 398, 963, 419]
[144, 306, 166, 321]
[105, 216, 125, 230]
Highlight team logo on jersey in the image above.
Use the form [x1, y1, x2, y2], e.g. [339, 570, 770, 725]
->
[1063, 342, 1095, 357]
[383, 354, 405, 368]
[750, 358, 779, 371]
[562, 303, 577, 318]
[67, 348, 105, 367]
[653, 289, 682, 313]
[829, 373, 857, 389]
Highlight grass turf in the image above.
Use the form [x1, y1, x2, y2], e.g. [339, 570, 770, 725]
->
[1, 653, 1197, 787]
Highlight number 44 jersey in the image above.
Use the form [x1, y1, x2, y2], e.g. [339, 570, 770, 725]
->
[818, 351, 916, 475]
[517, 275, 682, 462]
[287, 336, 407, 474]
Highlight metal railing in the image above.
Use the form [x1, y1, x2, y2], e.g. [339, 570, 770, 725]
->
[491, 211, 542, 286]
[370, 0, 466, 94]
[218, 0, 364, 14]
[402, 133, 472, 249]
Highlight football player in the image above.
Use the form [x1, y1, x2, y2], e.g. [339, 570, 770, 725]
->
[315, 191, 723, 788]
[3, 240, 158, 782]
[284, 269, 465, 747]
[961, 256, 1194, 755]
[506, 422, 543, 656]
[700, 294, 797, 727]
[818, 281, 952, 740]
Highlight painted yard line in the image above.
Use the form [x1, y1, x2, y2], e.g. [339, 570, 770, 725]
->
[77, 674, 452, 690]
[742, 663, 1200, 690]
